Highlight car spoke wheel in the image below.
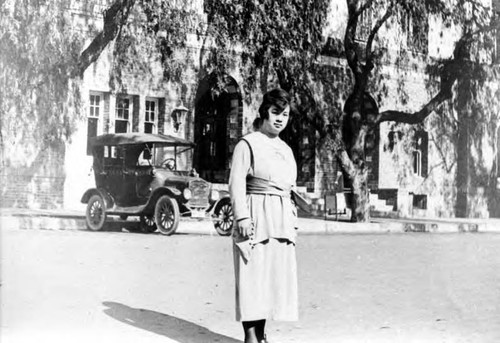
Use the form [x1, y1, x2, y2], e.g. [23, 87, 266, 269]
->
[155, 195, 180, 235]
[86, 194, 106, 231]
[140, 214, 157, 233]
[213, 199, 234, 236]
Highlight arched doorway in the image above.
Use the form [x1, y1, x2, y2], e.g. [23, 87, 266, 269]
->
[194, 74, 243, 183]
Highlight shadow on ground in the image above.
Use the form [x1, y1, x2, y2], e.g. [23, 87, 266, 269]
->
[99, 220, 146, 233]
[102, 301, 241, 343]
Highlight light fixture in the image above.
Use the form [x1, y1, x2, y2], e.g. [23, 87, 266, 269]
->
[171, 105, 189, 132]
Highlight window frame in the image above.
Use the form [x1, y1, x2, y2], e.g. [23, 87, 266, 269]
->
[144, 97, 159, 133]
[401, 10, 428, 54]
[412, 149, 422, 177]
[89, 93, 102, 119]
[87, 92, 103, 155]
[115, 96, 132, 133]
[412, 131, 428, 177]
[355, 7, 374, 42]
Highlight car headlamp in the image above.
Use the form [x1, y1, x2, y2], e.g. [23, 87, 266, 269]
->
[183, 188, 192, 200]
[210, 190, 219, 202]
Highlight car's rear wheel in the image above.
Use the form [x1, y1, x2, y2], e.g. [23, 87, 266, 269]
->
[155, 195, 180, 235]
[86, 194, 106, 231]
[140, 214, 157, 233]
[213, 198, 234, 236]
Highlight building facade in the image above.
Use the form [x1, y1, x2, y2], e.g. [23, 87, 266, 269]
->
[2, 0, 499, 219]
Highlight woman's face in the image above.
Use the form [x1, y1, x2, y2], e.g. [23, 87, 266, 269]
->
[261, 104, 290, 137]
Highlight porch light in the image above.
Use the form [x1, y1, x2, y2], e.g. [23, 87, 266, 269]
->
[171, 105, 189, 132]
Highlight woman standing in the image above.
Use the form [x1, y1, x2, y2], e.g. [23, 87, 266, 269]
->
[229, 88, 298, 343]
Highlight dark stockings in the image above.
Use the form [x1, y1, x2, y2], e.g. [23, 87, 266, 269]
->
[242, 319, 266, 343]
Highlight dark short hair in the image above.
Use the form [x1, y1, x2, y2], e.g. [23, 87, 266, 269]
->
[258, 88, 291, 119]
[254, 88, 291, 129]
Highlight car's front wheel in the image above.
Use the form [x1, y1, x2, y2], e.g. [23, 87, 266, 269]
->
[154, 195, 180, 235]
[86, 194, 106, 231]
[140, 214, 157, 233]
[213, 198, 234, 236]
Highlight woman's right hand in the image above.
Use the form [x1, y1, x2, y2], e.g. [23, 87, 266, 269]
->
[236, 218, 254, 238]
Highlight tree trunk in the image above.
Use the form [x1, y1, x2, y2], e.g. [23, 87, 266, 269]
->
[349, 164, 370, 222]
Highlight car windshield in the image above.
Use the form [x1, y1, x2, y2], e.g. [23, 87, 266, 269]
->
[134, 144, 192, 171]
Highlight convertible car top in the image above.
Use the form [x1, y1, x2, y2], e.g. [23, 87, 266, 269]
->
[90, 133, 195, 147]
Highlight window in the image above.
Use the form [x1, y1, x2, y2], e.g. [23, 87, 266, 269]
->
[413, 194, 427, 210]
[87, 93, 102, 155]
[387, 130, 403, 151]
[115, 97, 131, 133]
[413, 150, 422, 176]
[356, 8, 374, 42]
[402, 11, 428, 54]
[412, 131, 428, 177]
[144, 99, 158, 133]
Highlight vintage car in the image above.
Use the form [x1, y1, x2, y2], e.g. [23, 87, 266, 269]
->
[81, 133, 234, 236]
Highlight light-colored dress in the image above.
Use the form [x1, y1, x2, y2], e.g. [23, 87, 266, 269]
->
[229, 131, 298, 322]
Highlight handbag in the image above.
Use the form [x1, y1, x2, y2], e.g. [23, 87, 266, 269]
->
[233, 221, 255, 263]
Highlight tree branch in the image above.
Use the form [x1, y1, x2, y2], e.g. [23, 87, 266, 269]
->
[344, 0, 362, 77]
[376, 13, 500, 125]
[376, 90, 450, 124]
[71, 0, 136, 79]
[365, 3, 393, 70]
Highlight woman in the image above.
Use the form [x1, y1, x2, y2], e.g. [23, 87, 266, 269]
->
[229, 88, 298, 343]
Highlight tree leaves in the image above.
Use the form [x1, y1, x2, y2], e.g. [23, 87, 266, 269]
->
[205, 0, 330, 92]
[1, 0, 85, 161]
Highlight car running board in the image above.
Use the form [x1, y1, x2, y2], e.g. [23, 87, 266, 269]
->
[107, 205, 147, 215]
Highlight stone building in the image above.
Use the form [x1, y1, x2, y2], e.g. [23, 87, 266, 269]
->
[2, 0, 499, 219]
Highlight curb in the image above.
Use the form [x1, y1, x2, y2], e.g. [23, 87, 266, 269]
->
[1, 215, 87, 232]
[2, 211, 499, 234]
[371, 218, 500, 234]
[298, 219, 495, 234]
[0, 215, 223, 236]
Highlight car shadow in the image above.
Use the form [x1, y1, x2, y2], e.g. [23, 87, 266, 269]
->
[102, 301, 241, 343]
[103, 220, 143, 233]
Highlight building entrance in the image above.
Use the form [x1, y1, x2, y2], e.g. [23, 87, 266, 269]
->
[194, 74, 242, 183]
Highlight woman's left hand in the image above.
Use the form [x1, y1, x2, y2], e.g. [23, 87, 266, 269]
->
[236, 218, 254, 238]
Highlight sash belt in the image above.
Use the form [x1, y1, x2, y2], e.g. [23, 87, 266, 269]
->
[246, 176, 291, 198]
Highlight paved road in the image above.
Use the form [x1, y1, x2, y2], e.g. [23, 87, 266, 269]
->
[2, 226, 500, 343]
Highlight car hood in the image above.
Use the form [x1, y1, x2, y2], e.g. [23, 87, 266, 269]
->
[152, 168, 209, 187]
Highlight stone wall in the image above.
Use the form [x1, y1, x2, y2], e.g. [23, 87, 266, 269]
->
[1, 141, 66, 209]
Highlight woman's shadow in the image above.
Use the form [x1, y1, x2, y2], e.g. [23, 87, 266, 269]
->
[102, 301, 241, 343]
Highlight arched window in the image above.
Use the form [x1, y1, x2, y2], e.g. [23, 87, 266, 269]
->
[413, 130, 428, 177]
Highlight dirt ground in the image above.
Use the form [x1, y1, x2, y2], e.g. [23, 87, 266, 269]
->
[2, 226, 500, 343]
